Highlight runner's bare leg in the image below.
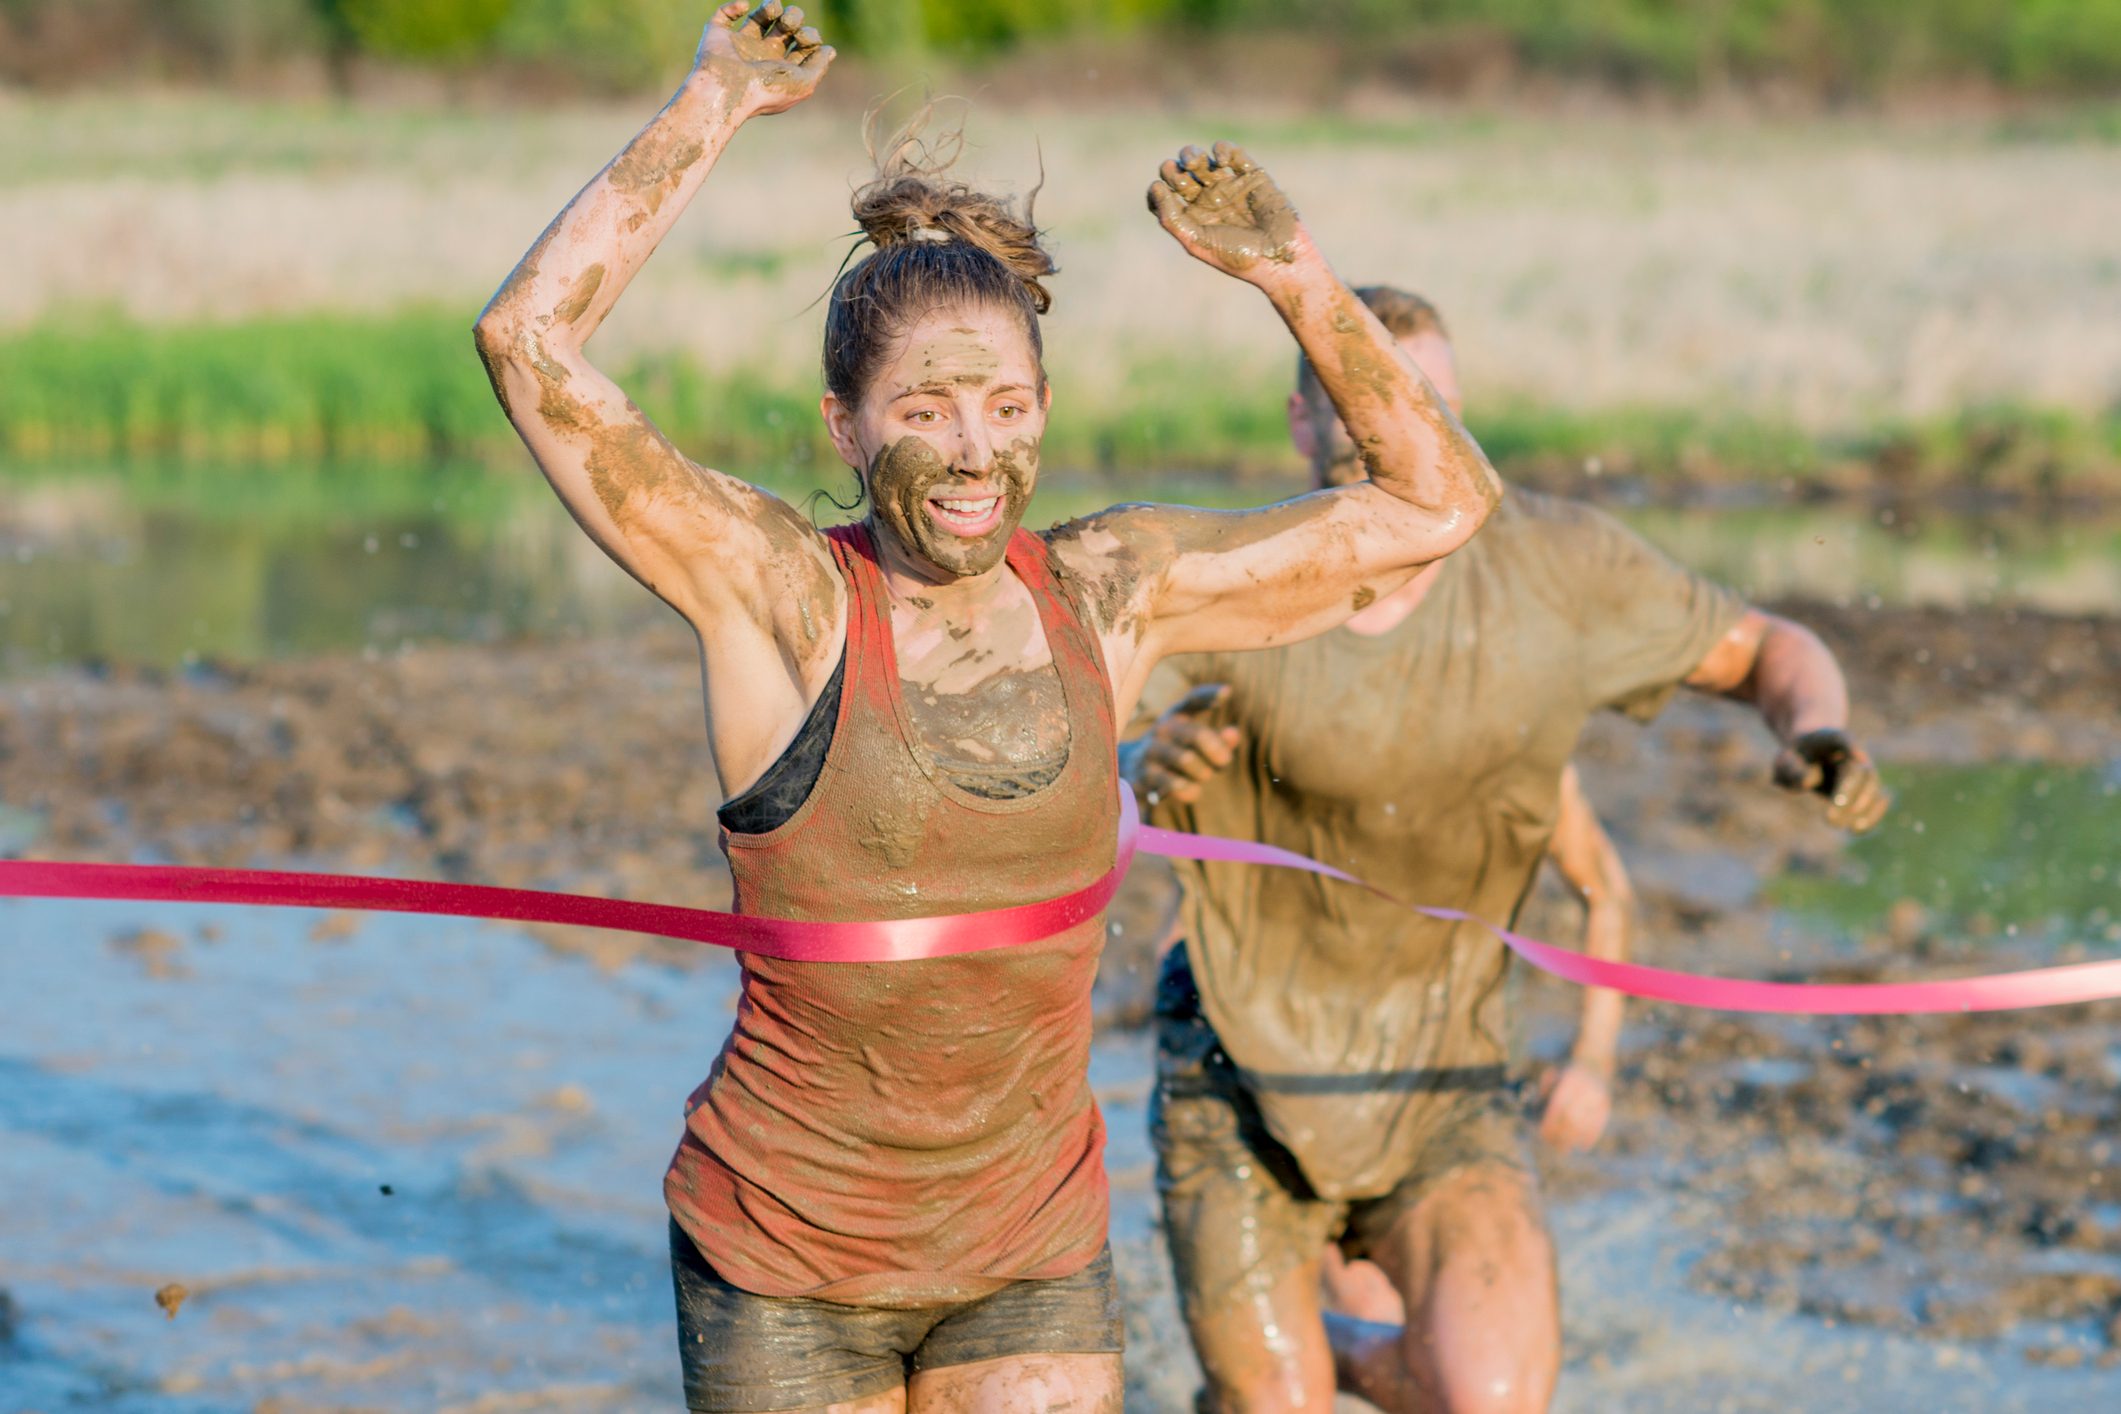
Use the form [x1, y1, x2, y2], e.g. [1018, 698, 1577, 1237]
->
[1185, 1257, 1336, 1412]
[1328, 1164, 1559, 1414]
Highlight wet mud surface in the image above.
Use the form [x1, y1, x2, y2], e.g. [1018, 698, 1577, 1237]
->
[1, 599, 2117, 1408]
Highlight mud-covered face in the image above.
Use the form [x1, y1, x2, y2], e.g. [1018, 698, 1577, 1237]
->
[823, 304, 1049, 580]
[1294, 329, 1463, 489]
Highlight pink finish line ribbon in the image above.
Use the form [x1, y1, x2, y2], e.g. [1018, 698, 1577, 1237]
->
[1139, 822, 2121, 1015]
[4, 789, 2117, 1013]
[0, 793, 1142, 966]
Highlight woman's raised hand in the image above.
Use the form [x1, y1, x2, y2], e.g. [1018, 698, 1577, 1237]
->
[1147, 142, 1313, 284]
[695, 1, 834, 116]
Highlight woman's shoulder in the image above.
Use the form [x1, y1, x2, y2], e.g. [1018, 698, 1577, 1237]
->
[1039, 505, 1164, 638]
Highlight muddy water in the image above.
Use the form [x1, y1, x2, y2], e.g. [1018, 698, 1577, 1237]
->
[3, 464, 2119, 1409]
[4, 876, 2114, 1411]
[2, 466, 2118, 672]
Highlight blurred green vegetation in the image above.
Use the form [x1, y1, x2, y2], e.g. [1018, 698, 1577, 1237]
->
[4, 0, 2120, 96]
[1773, 763, 2121, 941]
[2, 310, 2117, 492]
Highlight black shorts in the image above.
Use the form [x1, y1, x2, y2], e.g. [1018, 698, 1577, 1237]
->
[669, 1220, 1125, 1412]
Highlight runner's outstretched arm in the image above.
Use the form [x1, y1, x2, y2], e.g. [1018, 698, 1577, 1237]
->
[472, 3, 837, 642]
[1686, 610, 1892, 832]
[472, 4, 847, 795]
[1537, 765, 1635, 1154]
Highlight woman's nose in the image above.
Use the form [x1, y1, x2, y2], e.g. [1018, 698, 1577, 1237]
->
[951, 403, 994, 470]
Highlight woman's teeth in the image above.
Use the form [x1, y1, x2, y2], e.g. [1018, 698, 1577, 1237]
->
[931, 496, 999, 528]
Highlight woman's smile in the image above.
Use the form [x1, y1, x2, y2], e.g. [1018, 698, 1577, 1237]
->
[929, 488, 1005, 536]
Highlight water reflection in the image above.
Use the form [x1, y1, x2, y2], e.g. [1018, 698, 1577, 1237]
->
[2, 464, 2116, 672]
[1626, 503, 2121, 616]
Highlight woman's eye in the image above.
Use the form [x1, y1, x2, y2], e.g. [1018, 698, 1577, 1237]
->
[908, 409, 939, 425]
[995, 404, 1024, 420]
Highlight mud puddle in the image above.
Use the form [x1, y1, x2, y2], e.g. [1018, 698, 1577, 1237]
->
[7, 888, 2120, 1411]
[2, 535, 2117, 1407]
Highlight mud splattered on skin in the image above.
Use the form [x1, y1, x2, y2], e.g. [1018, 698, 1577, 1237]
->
[606, 133, 706, 217]
[700, 0, 832, 109]
[866, 435, 1035, 580]
[1046, 492, 1357, 653]
[524, 353, 837, 672]
[473, 335, 516, 419]
[1148, 143, 1302, 274]
[1310, 297, 1483, 499]
[913, 667, 1069, 780]
[549, 263, 605, 327]
[1045, 511, 1160, 645]
[885, 533, 1070, 783]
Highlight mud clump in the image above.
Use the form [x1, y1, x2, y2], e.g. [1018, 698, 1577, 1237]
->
[109, 927, 187, 979]
[154, 1282, 189, 1320]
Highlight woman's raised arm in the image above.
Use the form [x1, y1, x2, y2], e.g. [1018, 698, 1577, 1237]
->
[1050, 143, 1502, 708]
[472, 3, 837, 644]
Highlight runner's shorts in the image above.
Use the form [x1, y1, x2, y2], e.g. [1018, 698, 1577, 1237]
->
[1150, 945, 1531, 1319]
[670, 1221, 1125, 1411]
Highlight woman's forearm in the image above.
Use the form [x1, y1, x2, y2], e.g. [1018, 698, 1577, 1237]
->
[475, 69, 749, 392]
[1264, 269, 1502, 529]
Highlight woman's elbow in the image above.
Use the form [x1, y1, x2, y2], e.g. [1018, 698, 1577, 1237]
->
[1422, 467, 1500, 559]
[471, 314, 527, 418]
[472, 304, 521, 365]
[471, 310, 581, 422]
[1457, 447, 1505, 527]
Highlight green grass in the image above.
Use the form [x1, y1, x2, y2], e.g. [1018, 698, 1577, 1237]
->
[2, 310, 2116, 493]
[0, 309, 1305, 476]
[1462, 401, 2121, 494]
[0, 310, 501, 465]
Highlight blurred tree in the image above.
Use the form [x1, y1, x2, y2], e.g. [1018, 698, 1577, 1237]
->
[495, 0, 695, 91]
[328, 0, 511, 61]
[0, 0, 324, 83]
[2, 0, 2117, 96]
[841, 0, 927, 67]
[156, 0, 325, 73]
[2008, 0, 2121, 93]
[925, 0, 1171, 51]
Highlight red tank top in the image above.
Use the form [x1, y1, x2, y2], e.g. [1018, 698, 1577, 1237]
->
[665, 523, 1119, 1307]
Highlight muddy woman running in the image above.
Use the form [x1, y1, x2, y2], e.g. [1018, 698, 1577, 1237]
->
[472, 5, 1503, 1410]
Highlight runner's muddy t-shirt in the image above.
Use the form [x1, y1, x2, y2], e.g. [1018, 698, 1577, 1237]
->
[1148, 490, 1745, 1199]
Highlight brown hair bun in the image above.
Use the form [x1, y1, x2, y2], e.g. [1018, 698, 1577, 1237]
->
[849, 103, 1056, 314]
[823, 103, 1059, 407]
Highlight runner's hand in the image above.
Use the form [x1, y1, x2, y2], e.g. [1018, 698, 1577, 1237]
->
[1133, 684, 1242, 807]
[1772, 728, 1890, 833]
[1147, 142, 1314, 285]
[1537, 1061, 1612, 1154]
[695, 1, 833, 116]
